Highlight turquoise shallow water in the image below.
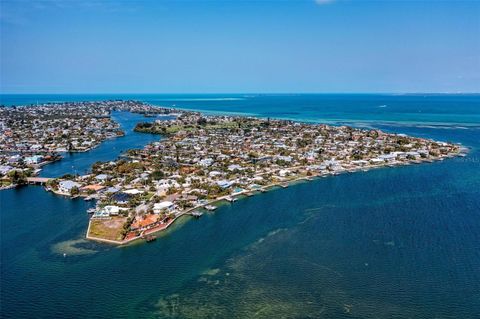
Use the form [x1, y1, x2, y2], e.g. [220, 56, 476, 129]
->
[2, 93, 480, 128]
[1, 94, 480, 318]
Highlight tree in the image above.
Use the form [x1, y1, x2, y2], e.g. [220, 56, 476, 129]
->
[8, 170, 26, 185]
[70, 186, 80, 196]
[151, 170, 164, 180]
[91, 161, 104, 173]
[61, 173, 76, 180]
[46, 179, 59, 189]
[167, 187, 177, 195]
[197, 117, 207, 126]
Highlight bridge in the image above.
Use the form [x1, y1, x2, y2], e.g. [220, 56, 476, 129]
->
[26, 177, 53, 185]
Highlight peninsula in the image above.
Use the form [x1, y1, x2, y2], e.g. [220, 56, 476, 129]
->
[0, 101, 465, 244]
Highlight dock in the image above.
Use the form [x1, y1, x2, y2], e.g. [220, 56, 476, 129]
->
[225, 196, 237, 203]
[205, 205, 217, 211]
[190, 211, 204, 218]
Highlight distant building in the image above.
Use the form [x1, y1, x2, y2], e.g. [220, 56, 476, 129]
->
[24, 155, 43, 165]
[217, 180, 233, 189]
[95, 174, 109, 181]
[0, 165, 13, 175]
[199, 158, 214, 167]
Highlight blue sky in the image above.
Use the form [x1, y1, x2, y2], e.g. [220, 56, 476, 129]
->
[1, 0, 479, 93]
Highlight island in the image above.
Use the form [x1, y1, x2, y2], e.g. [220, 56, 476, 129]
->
[0, 101, 466, 244]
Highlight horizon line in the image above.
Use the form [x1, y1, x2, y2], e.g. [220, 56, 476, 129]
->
[1, 92, 479, 95]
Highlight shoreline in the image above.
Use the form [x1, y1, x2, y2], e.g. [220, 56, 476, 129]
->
[2, 102, 467, 244]
[84, 149, 465, 246]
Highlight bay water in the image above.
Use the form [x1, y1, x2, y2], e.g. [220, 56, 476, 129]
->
[1, 94, 479, 318]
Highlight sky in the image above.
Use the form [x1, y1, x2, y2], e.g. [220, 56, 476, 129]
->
[0, 0, 479, 94]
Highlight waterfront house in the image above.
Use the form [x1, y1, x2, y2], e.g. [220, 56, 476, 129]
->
[58, 180, 81, 194]
[406, 151, 421, 159]
[93, 205, 126, 218]
[131, 214, 159, 231]
[24, 155, 43, 165]
[102, 205, 122, 216]
[378, 154, 397, 162]
[370, 158, 384, 165]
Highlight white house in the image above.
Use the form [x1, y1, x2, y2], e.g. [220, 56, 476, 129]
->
[279, 169, 289, 177]
[378, 154, 397, 162]
[94, 205, 127, 218]
[24, 155, 43, 164]
[153, 201, 175, 214]
[123, 189, 144, 195]
[199, 158, 214, 167]
[95, 174, 109, 181]
[217, 180, 233, 189]
[58, 180, 81, 193]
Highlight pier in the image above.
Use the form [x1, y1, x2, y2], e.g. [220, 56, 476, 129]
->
[190, 211, 204, 218]
[225, 196, 237, 203]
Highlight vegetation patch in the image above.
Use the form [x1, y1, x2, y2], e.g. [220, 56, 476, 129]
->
[88, 217, 127, 241]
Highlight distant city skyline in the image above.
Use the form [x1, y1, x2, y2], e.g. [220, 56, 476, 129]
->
[1, 0, 479, 94]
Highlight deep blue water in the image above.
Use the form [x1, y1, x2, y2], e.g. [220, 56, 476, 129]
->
[39, 111, 164, 177]
[1, 94, 480, 318]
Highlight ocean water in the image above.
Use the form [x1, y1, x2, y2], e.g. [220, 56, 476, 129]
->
[2, 94, 480, 129]
[1, 94, 480, 318]
[39, 111, 164, 177]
